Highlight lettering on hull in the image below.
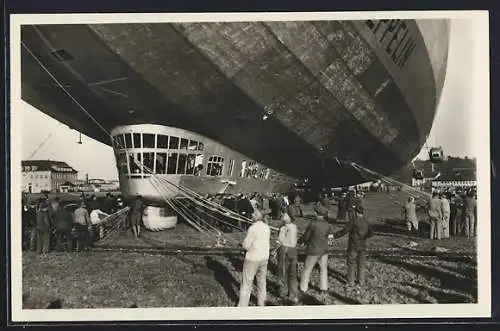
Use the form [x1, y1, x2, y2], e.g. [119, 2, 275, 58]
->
[366, 19, 416, 68]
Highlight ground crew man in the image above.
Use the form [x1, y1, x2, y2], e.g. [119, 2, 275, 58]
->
[299, 204, 334, 296]
[54, 205, 74, 252]
[35, 197, 51, 254]
[334, 204, 374, 286]
[73, 202, 92, 250]
[440, 193, 451, 239]
[238, 209, 271, 307]
[276, 206, 299, 303]
[129, 195, 145, 239]
[404, 197, 419, 233]
[428, 192, 443, 240]
[293, 194, 303, 217]
[463, 191, 477, 238]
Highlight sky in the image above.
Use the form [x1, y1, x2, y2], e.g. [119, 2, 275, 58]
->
[20, 19, 477, 180]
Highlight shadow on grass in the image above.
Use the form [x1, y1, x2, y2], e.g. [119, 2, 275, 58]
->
[376, 256, 477, 297]
[205, 256, 239, 304]
[309, 285, 361, 305]
[326, 266, 347, 284]
[372, 218, 419, 238]
[402, 283, 475, 303]
[396, 288, 432, 304]
[300, 292, 324, 305]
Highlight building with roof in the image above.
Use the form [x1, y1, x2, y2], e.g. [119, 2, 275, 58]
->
[22, 160, 78, 193]
[405, 156, 477, 189]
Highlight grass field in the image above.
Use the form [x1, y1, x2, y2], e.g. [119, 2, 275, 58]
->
[22, 192, 478, 309]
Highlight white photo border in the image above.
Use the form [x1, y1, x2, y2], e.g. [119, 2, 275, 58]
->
[9, 10, 491, 322]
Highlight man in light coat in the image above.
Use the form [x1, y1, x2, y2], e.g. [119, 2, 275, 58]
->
[440, 193, 451, 239]
[428, 192, 443, 240]
[238, 209, 271, 307]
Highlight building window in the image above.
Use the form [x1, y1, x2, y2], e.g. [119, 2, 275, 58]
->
[167, 153, 178, 174]
[155, 153, 167, 174]
[143, 134, 155, 148]
[133, 133, 142, 148]
[207, 156, 224, 177]
[197, 142, 204, 151]
[169, 136, 179, 150]
[157, 135, 169, 149]
[227, 159, 235, 177]
[259, 167, 268, 179]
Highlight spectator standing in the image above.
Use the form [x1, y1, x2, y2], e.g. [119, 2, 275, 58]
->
[73, 202, 92, 250]
[293, 194, 303, 217]
[299, 205, 334, 295]
[463, 192, 477, 238]
[441, 193, 451, 239]
[276, 208, 299, 303]
[35, 198, 51, 255]
[404, 197, 419, 233]
[237, 210, 271, 307]
[334, 205, 374, 286]
[54, 205, 74, 252]
[129, 195, 145, 239]
[428, 192, 443, 240]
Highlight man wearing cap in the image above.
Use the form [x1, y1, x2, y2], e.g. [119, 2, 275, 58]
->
[299, 204, 335, 295]
[238, 209, 271, 307]
[73, 201, 92, 250]
[334, 204, 373, 286]
[276, 206, 299, 303]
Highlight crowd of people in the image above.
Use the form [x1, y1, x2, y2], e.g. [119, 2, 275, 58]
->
[21, 192, 123, 254]
[403, 188, 477, 239]
[21, 184, 477, 306]
[237, 189, 373, 306]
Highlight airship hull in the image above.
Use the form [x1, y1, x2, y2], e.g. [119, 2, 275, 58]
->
[21, 19, 450, 190]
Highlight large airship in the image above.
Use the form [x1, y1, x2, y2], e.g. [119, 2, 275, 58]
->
[21, 19, 450, 229]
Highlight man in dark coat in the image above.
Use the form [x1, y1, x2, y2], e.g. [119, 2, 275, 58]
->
[337, 193, 348, 221]
[103, 193, 117, 214]
[73, 201, 92, 250]
[334, 205, 374, 286]
[53, 205, 74, 252]
[35, 198, 51, 254]
[22, 194, 36, 251]
[129, 195, 145, 239]
[299, 204, 335, 295]
[237, 194, 254, 218]
[293, 194, 303, 217]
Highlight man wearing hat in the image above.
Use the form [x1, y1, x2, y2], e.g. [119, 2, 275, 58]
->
[299, 204, 335, 295]
[238, 209, 271, 307]
[334, 204, 374, 286]
[35, 197, 51, 254]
